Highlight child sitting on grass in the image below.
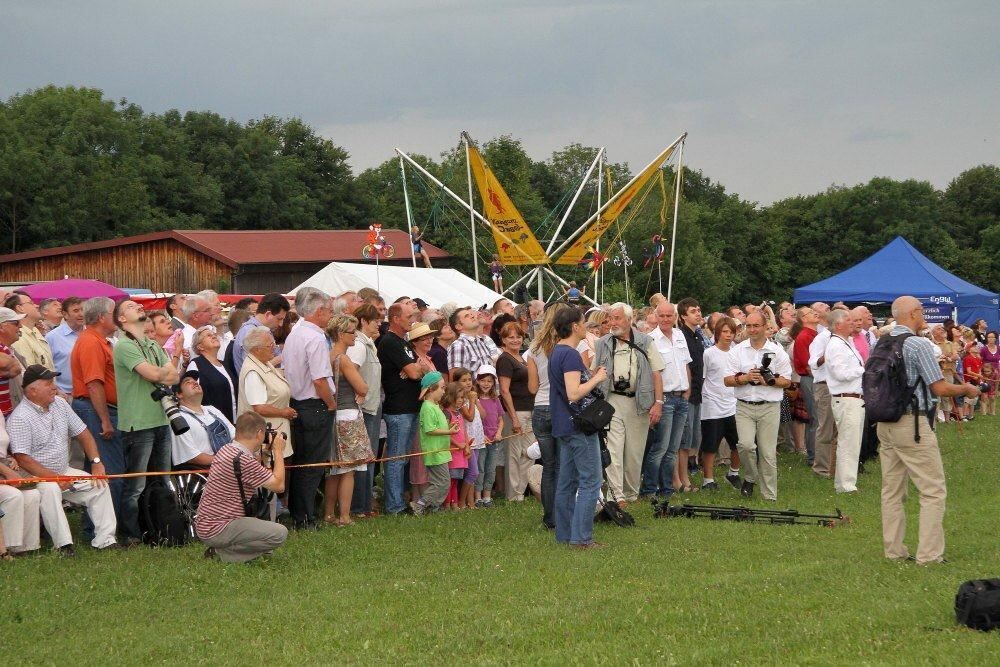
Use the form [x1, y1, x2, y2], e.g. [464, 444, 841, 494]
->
[453, 368, 483, 508]
[474, 366, 503, 507]
[441, 382, 472, 510]
[411, 372, 458, 516]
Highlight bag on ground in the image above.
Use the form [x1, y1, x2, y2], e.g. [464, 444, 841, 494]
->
[138, 478, 191, 546]
[955, 579, 1000, 631]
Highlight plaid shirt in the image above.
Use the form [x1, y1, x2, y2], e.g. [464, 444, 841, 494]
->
[7, 396, 87, 474]
[891, 325, 943, 410]
[447, 333, 498, 373]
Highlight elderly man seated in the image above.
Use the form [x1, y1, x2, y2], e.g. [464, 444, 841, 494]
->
[8, 365, 118, 555]
[0, 435, 42, 556]
[172, 369, 236, 469]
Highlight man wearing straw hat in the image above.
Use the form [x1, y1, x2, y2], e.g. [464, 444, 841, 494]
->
[8, 365, 118, 555]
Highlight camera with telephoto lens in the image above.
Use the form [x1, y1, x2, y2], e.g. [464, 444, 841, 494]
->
[150, 384, 190, 436]
[757, 353, 777, 386]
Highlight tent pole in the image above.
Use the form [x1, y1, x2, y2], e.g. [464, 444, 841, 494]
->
[545, 147, 604, 256]
[463, 135, 480, 283]
[398, 156, 417, 269]
[501, 268, 535, 297]
[666, 139, 684, 303]
[394, 148, 536, 265]
[548, 133, 686, 263]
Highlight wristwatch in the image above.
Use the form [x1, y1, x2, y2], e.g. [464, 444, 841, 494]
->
[91, 457, 102, 464]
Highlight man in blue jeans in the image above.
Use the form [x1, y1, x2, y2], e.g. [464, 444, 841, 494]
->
[377, 302, 426, 514]
[112, 299, 181, 545]
[642, 302, 692, 497]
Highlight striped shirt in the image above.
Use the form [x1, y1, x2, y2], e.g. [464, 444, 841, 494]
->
[7, 396, 87, 474]
[891, 325, 943, 410]
[447, 333, 497, 373]
[194, 442, 272, 540]
[0, 342, 14, 416]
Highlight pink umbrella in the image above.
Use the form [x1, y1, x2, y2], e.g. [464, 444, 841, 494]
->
[20, 279, 129, 301]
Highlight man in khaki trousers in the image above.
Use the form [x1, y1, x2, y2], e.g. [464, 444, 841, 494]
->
[874, 297, 979, 565]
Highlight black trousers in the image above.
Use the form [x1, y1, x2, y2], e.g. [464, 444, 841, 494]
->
[288, 398, 334, 524]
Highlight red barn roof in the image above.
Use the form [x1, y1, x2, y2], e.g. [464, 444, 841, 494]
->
[0, 229, 449, 267]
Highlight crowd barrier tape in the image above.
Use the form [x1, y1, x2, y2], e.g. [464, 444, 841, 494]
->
[0, 429, 535, 487]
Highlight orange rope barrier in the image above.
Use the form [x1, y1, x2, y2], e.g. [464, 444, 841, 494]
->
[0, 429, 535, 486]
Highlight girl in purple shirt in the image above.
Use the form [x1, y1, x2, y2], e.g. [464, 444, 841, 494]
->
[474, 367, 503, 507]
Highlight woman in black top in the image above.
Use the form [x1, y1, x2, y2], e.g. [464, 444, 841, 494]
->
[496, 321, 536, 501]
[188, 326, 236, 423]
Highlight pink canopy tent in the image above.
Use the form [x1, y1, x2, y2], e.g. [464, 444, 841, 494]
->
[19, 279, 129, 301]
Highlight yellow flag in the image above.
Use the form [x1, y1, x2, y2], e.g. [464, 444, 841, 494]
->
[556, 145, 676, 265]
[467, 144, 549, 265]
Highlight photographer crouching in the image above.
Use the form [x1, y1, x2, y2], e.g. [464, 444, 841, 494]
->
[195, 412, 287, 562]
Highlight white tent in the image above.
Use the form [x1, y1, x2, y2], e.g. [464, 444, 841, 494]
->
[290, 262, 506, 309]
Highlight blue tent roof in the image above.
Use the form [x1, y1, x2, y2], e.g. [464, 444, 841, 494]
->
[794, 237, 999, 326]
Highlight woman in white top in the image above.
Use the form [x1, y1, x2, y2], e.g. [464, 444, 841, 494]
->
[237, 326, 297, 456]
[699, 316, 742, 490]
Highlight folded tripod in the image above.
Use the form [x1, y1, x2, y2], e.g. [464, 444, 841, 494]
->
[652, 501, 849, 527]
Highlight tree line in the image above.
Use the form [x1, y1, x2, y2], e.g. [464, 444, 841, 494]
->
[2, 86, 997, 311]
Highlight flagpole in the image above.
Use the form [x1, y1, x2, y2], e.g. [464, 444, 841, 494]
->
[594, 151, 603, 301]
[463, 134, 480, 283]
[399, 156, 417, 269]
[666, 139, 684, 303]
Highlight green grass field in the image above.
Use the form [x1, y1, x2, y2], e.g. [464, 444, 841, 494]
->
[3, 417, 998, 664]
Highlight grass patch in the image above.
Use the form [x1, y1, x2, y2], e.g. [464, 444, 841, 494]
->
[3, 417, 999, 663]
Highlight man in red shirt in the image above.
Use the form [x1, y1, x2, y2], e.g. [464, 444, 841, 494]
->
[70, 297, 127, 533]
[0, 307, 26, 417]
[196, 412, 287, 562]
[792, 306, 821, 465]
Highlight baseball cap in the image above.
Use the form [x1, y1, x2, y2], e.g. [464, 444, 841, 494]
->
[172, 369, 200, 394]
[21, 364, 60, 388]
[418, 371, 443, 399]
[0, 307, 26, 324]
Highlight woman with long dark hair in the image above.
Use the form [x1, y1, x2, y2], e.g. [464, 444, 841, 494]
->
[548, 307, 607, 548]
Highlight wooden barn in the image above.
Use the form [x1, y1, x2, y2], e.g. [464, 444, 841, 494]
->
[0, 229, 450, 294]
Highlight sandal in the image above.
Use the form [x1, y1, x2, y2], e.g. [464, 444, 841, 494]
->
[0, 551, 13, 562]
[323, 515, 339, 524]
[334, 519, 354, 527]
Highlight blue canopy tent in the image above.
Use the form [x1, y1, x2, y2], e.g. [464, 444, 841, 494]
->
[793, 236, 999, 329]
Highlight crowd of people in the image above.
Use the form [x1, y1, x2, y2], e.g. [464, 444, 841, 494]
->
[0, 282, 993, 563]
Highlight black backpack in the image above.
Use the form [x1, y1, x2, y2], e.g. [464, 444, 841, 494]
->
[862, 332, 926, 441]
[138, 477, 193, 546]
[955, 579, 1000, 631]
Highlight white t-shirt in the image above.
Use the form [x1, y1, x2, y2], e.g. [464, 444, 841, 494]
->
[525, 348, 550, 406]
[701, 345, 737, 419]
[465, 398, 486, 449]
[170, 405, 235, 465]
[242, 370, 268, 406]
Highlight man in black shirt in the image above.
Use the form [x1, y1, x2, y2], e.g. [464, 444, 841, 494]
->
[377, 302, 428, 514]
[678, 298, 706, 478]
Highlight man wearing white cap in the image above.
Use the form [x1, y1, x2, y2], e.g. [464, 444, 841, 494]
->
[0, 307, 27, 418]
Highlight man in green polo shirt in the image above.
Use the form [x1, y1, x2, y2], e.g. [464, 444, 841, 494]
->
[112, 299, 181, 546]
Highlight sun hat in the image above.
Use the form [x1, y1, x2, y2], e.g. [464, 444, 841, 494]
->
[406, 322, 438, 342]
[476, 364, 497, 378]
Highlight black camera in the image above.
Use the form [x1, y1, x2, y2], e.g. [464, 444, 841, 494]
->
[757, 353, 777, 386]
[150, 384, 190, 436]
[613, 377, 630, 393]
[979, 382, 991, 393]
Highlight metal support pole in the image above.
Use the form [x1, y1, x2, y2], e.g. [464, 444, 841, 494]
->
[594, 152, 604, 301]
[666, 140, 684, 302]
[463, 135, 480, 283]
[399, 156, 417, 269]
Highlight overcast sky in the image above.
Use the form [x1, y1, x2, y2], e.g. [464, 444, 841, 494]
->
[2, 1, 996, 204]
